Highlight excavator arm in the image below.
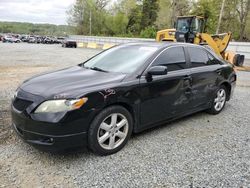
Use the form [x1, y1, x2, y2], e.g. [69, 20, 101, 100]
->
[211, 32, 231, 53]
[197, 32, 248, 70]
[196, 32, 232, 57]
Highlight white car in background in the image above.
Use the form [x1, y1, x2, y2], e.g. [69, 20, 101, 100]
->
[3, 36, 21, 43]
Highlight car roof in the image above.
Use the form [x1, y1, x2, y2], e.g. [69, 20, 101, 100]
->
[121, 42, 221, 60]
[121, 41, 205, 50]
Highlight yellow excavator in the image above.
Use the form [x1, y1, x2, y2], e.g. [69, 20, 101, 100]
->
[156, 15, 249, 71]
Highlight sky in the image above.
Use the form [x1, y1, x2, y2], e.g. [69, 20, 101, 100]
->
[0, 0, 76, 25]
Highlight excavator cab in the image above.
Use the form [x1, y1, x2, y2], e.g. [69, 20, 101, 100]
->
[175, 16, 205, 43]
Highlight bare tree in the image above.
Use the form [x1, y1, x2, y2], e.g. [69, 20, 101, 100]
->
[216, 0, 225, 34]
[237, 0, 250, 40]
[96, 0, 109, 10]
[170, 0, 190, 27]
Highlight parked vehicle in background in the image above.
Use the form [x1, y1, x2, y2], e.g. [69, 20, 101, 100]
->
[28, 37, 37, 43]
[56, 37, 65, 44]
[42, 37, 53, 44]
[1, 34, 68, 45]
[13, 37, 21, 43]
[3, 36, 21, 43]
[62, 38, 77, 48]
[36, 37, 43, 44]
[21, 35, 29, 42]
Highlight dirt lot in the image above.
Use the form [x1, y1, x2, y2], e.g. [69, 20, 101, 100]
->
[0, 43, 250, 187]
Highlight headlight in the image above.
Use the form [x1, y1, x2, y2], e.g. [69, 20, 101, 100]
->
[34, 98, 88, 113]
[168, 31, 175, 36]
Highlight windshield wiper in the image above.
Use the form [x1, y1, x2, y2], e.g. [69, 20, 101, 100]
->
[89, 66, 108, 73]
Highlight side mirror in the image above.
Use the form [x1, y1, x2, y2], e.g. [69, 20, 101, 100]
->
[148, 66, 168, 76]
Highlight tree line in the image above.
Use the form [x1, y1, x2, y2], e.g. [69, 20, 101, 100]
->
[0, 22, 74, 36]
[67, 0, 250, 41]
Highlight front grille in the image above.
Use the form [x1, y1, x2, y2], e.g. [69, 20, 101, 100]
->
[13, 97, 33, 111]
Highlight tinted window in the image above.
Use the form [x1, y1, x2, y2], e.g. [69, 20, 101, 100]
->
[177, 18, 192, 32]
[153, 47, 186, 72]
[188, 47, 209, 67]
[207, 53, 221, 65]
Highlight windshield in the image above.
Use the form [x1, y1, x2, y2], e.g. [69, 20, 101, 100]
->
[177, 18, 192, 33]
[83, 45, 158, 74]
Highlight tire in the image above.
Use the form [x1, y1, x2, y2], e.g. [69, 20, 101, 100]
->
[207, 85, 227, 115]
[233, 54, 243, 66]
[88, 105, 133, 156]
[239, 55, 245, 67]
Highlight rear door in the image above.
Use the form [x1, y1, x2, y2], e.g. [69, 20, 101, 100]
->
[139, 46, 193, 128]
[186, 46, 222, 109]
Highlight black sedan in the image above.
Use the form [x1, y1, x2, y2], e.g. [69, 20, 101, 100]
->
[11, 42, 236, 155]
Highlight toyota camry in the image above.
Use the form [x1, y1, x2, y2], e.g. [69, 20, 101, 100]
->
[11, 42, 236, 155]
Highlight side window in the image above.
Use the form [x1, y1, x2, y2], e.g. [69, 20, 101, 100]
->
[153, 47, 186, 72]
[207, 53, 221, 65]
[188, 47, 209, 67]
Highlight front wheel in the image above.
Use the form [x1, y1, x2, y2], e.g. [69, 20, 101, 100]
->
[88, 106, 133, 155]
[207, 85, 227, 114]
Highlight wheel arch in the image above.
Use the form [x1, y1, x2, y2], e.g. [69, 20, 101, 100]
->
[220, 81, 231, 101]
[102, 102, 138, 132]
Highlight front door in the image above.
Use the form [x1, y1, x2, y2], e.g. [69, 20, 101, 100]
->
[139, 46, 193, 129]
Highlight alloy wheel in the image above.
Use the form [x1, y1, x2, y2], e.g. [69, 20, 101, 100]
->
[97, 113, 129, 150]
[214, 89, 226, 111]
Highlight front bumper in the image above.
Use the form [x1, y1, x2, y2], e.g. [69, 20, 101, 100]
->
[12, 122, 87, 152]
[11, 104, 92, 152]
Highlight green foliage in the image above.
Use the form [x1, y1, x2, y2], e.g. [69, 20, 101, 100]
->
[191, 0, 220, 34]
[105, 12, 129, 35]
[155, 0, 172, 29]
[0, 21, 74, 36]
[140, 26, 157, 38]
[1, 0, 249, 40]
[190, 0, 250, 40]
[67, 0, 159, 37]
[66, 0, 250, 40]
[141, 0, 159, 30]
[126, 5, 143, 34]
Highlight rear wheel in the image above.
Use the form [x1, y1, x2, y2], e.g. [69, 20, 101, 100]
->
[207, 85, 227, 114]
[88, 106, 133, 155]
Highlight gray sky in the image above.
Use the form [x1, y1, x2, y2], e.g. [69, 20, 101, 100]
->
[0, 0, 75, 25]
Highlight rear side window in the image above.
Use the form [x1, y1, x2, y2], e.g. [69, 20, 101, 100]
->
[207, 53, 221, 65]
[153, 46, 186, 72]
[188, 47, 209, 67]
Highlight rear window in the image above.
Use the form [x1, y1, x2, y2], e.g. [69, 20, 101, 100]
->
[188, 47, 209, 67]
[188, 46, 222, 67]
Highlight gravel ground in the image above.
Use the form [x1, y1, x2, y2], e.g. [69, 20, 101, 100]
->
[0, 43, 250, 187]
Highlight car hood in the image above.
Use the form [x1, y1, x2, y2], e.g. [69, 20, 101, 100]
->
[20, 66, 126, 99]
